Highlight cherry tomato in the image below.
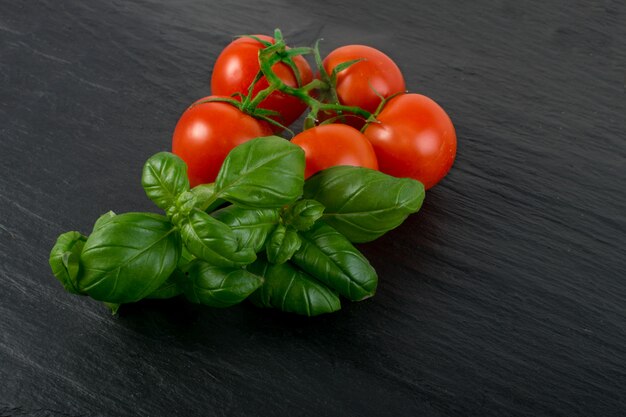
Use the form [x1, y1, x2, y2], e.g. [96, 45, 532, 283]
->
[291, 124, 378, 179]
[172, 97, 272, 186]
[211, 35, 313, 131]
[321, 45, 405, 129]
[363, 94, 456, 189]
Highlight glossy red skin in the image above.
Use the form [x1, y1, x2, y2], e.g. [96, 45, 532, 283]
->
[291, 124, 379, 179]
[363, 94, 456, 189]
[211, 35, 313, 131]
[321, 45, 405, 129]
[172, 97, 272, 186]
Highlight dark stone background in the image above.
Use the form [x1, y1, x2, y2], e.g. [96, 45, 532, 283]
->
[1, 1, 624, 416]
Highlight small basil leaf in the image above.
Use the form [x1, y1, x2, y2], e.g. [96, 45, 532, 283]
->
[92, 211, 116, 233]
[266, 225, 301, 265]
[190, 183, 226, 212]
[292, 222, 377, 301]
[180, 259, 263, 308]
[49, 231, 87, 295]
[175, 191, 197, 215]
[180, 209, 256, 267]
[211, 205, 280, 253]
[303, 166, 425, 242]
[215, 136, 305, 208]
[191, 183, 215, 208]
[282, 199, 325, 231]
[247, 256, 341, 316]
[142, 152, 190, 211]
[80, 212, 181, 303]
[146, 269, 184, 299]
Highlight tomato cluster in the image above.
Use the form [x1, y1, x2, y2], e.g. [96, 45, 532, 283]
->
[172, 30, 456, 189]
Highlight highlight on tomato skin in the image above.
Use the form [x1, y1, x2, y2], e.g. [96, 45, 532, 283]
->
[171, 96, 273, 187]
[211, 34, 313, 132]
[363, 93, 457, 189]
[291, 124, 379, 179]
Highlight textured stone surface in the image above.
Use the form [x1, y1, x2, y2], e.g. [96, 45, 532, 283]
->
[1, 0, 624, 415]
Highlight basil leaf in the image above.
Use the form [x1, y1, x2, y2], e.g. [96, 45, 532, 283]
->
[178, 245, 195, 268]
[266, 225, 301, 265]
[180, 259, 263, 308]
[282, 199, 324, 231]
[190, 183, 215, 208]
[292, 222, 377, 301]
[79, 212, 181, 303]
[146, 269, 184, 299]
[303, 166, 425, 242]
[211, 205, 280, 253]
[142, 152, 190, 211]
[49, 231, 87, 295]
[180, 209, 256, 267]
[248, 256, 341, 316]
[92, 211, 116, 233]
[215, 136, 305, 208]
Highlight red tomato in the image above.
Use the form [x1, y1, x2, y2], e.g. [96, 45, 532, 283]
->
[363, 94, 456, 189]
[172, 97, 272, 186]
[211, 35, 313, 131]
[321, 45, 405, 129]
[291, 124, 378, 179]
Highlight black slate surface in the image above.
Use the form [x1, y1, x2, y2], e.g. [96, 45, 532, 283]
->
[1, 1, 625, 416]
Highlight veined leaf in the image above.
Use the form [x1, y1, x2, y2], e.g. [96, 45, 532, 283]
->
[215, 137, 305, 208]
[248, 256, 340, 316]
[303, 166, 424, 242]
[80, 212, 181, 303]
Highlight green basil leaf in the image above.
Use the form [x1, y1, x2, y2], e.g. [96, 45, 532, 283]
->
[190, 183, 215, 208]
[180, 209, 256, 267]
[266, 225, 301, 265]
[282, 199, 325, 231]
[303, 166, 425, 242]
[190, 183, 226, 213]
[142, 152, 190, 211]
[79, 212, 181, 303]
[92, 211, 116, 233]
[292, 222, 377, 301]
[178, 245, 196, 268]
[247, 256, 341, 316]
[211, 205, 280, 253]
[146, 269, 184, 299]
[49, 231, 87, 295]
[215, 136, 305, 208]
[180, 259, 263, 308]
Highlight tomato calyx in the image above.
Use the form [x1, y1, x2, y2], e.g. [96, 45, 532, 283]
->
[232, 30, 375, 133]
[307, 41, 373, 128]
[202, 29, 389, 135]
[359, 90, 407, 132]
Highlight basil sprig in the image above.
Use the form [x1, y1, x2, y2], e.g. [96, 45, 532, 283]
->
[49, 136, 425, 316]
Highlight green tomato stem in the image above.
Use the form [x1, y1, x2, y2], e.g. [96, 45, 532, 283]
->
[236, 28, 375, 131]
